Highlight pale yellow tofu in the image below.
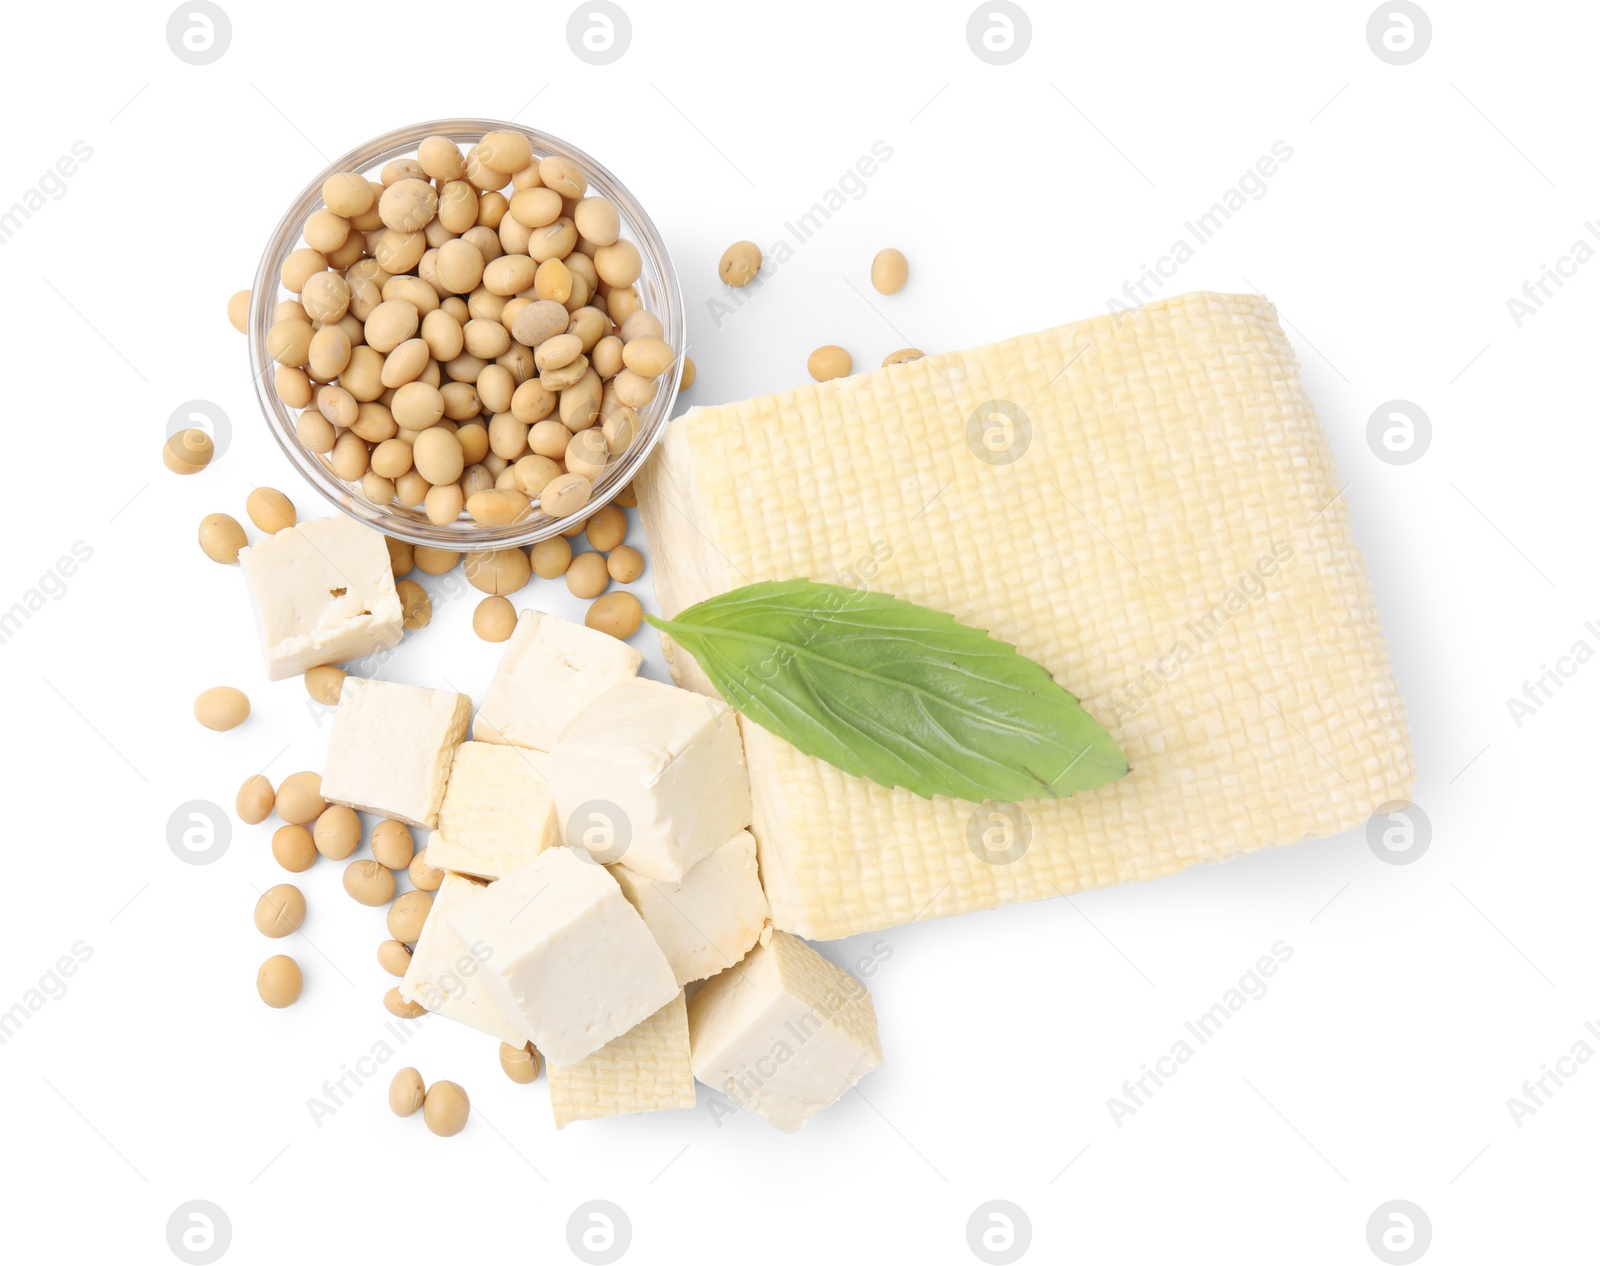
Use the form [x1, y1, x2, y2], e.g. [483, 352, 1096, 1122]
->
[473, 610, 642, 751]
[238, 516, 403, 680]
[321, 678, 471, 829]
[549, 992, 695, 1128]
[688, 932, 881, 1132]
[428, 742, 559, 880]
[610, 831, 769, 986]
[638, 292, 1415, 939]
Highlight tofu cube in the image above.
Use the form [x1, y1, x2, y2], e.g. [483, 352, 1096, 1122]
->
[610, 830, 770, 986]
[399, 873, 527, 1045]
[550, 678, 752, 882]
[688, 931, 883, 1132]
[473, 610, 643, 751]
[321, 677, 472, 828]
[427, 742, 559, 880]
[238, 515, 404, 680]
[548, 992, 695, 1129]
[455, 846, 678, 1066]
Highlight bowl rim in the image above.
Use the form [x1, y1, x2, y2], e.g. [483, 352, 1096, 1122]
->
[248, 117, 684, 549]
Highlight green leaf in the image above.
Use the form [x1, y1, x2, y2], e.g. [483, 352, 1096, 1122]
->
[647, 580, 1129, 803]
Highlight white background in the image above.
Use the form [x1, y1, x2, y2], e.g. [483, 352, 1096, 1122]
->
[0, 1, 1587, 1262]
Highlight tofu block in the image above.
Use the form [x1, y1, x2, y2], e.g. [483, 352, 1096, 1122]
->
[238, 515, 404, 680]
[399, 873, 526, 1045]
[688, 931, 882, 1132]
[610, 831, 770, 986]
[473, 610, 643, 750]
[548, 992, 695, 1128]
[637, 291, 1416, 938]
[550, 678, 753, 882]
[427, 742, 559, 879]
[457, 846, 678, 1066]
[321, 677, 471, 828]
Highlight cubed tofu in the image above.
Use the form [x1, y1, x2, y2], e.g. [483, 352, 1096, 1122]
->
[548, 992, 695, 1129]
[238, 516, 404, 680]
[321, 677, 472, 828]
[610, 831, 770, 986]
[398, 873, 526, 1045]
[473, 610, 643, 751]
[550, 678, 752, 882]
[688, 931, 882, 1132]
[427, 742, 559, 880]
[454, 846, 678, 1066]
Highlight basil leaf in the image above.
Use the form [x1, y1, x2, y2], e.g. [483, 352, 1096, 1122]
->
[647, 580, 1128, 803]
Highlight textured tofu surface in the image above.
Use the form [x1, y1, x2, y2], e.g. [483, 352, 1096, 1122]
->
[548, 992, 695, 1128]
[429, 742, 559, 879]
[321, 677, 472, 828]
[473, 610, 643, 751]
[238, 515, 403, 680]
[610, 830, 770, 986]
[461, 846, 678, 1066]
[398, 873, 526, 1045]
[637, 292, 1415, 940]
[688, 931, 882, 1132]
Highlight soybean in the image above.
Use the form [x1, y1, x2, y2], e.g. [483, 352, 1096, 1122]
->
[473, 595, 517, 641]
[246, 488, 296, 534]
[500, 1042, 542, 1084]
[385, 987, 427, 1019]
[163, 429, 214, 475]
[236, 774, 275, 824]
[607, 545, 644, 583]
[272, 825, 317, 873]
[465, 548, 531, 595]
[389, 1067, 425, 1116]
[423, 1081, 471, 1136]
[371, 819, 416, 869]
[396, 578, 432, 629]
[409, 849, 444, 893]
[586, 591, 643, 639]
[541, 473, 592, 518]
[530, 536, 572, 579]
[194, 687, 250, 731]
[388, 890, 434, 943]
[305, 669, 347, 707]
[377, 940, 413, 977]
[254, 884, 306, 938]
[719, 240, 762, 287]
[344, 860, 397, 907]
[807, 345, 852, 381]
[566, 551, 610, 599]
[313, 804, 361, 860]
[199, 513, 248, 564]
[871, 247, 908, 294]
[257, 955, 303, 1008]
[275, 771, 326, 825]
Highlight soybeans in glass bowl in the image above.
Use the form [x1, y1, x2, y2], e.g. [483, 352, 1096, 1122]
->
[248, 119, 684, 548]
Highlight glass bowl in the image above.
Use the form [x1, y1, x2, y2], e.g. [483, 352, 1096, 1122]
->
[248, 118, 683, 548]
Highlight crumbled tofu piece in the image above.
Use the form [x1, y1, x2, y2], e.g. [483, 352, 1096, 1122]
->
[548, 992, 695, 1128]
[610, 830, 770, 986]
[321, 677, 472, 828]
[454, 846, 677, 1066]
[427, 742, 559, 880]
[688, 931, 882, 1132]
[473, 610, 643, 750]
[550, 678, 752, 882]
[238, 516, 404, 680]
[399, 873, 526, 1045]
